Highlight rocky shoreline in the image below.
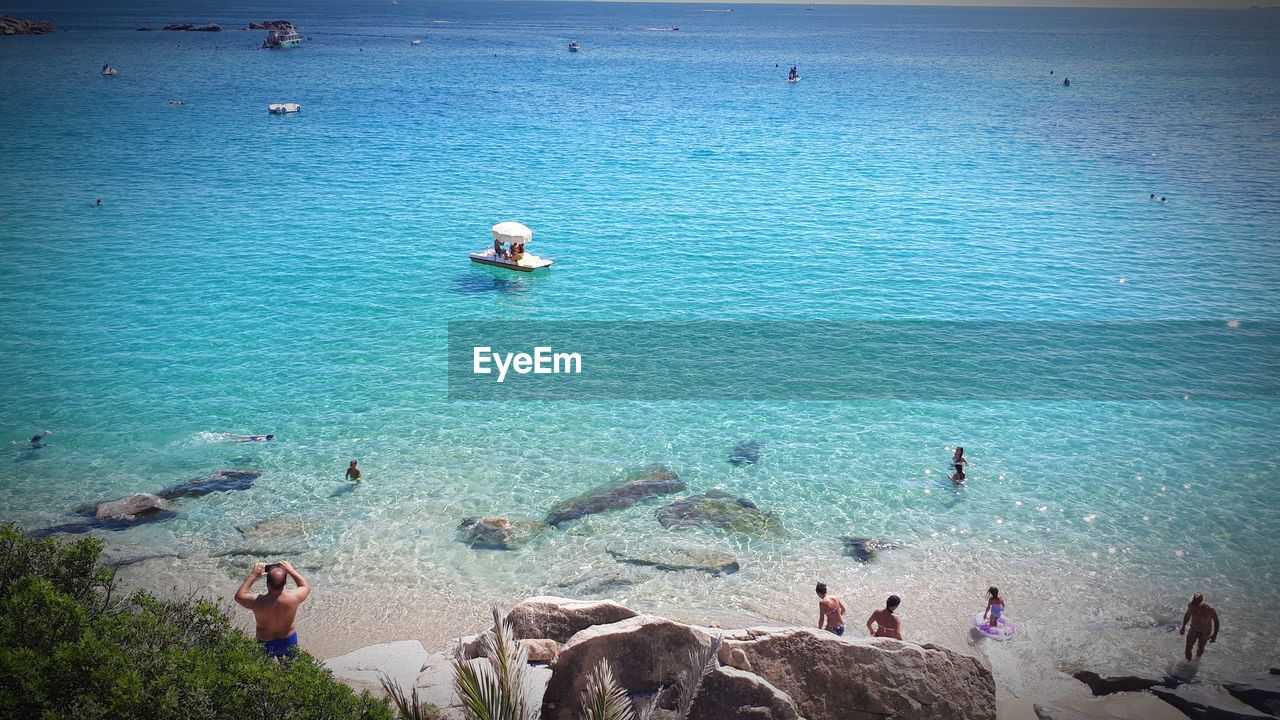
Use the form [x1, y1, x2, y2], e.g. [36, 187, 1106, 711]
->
[324, 596, 1280, 720]
[0, 15, 54, 35]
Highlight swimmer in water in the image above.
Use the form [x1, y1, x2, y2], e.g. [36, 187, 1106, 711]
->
[949, 446, 968, 484]
[983, 586, 1004, 628]
[95, 199, 102, 207]
[344, 459, 361, 483]
[12, 430, 53, 447]
[867, 595, 902, 640]
[221, 433, 276, 443]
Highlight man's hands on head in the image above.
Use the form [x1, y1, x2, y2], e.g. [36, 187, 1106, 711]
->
[252, 562, 267, 577]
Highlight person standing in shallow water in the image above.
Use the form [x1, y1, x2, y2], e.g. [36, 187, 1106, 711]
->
[815, 582, 847, 636]
[950, 446, 968, 485]
[344, 459, 361, 483]
[867, 595, 902, 639]
[983, 586, 1005, 627]
[1179, 592, 1220, 662]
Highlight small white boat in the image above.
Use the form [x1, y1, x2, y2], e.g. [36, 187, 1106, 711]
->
[471, 221, 553, 272]
[411, 39, 422, 45]
[101, 64, 118, 76]
[568, 42, 581, 52]
[788, 76, 801, 83]
[268, 102, 301, 114]
[262, 25, 302, 49]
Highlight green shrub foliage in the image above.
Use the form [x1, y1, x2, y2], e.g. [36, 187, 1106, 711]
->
[0, 523, 392, 720]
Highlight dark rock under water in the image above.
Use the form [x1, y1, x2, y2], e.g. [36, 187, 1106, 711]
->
[842, 537, 898, 563]
[456, 517, 548, 550]
[545, 466, 685, 525]
[656, 490, 782, 534]
[728, 440, 761, 466]
[159, 468, 260, 499]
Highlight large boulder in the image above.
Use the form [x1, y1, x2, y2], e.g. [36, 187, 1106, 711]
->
[656, 490, 782, 534]
[456, 517, 547, 550]
[0, 15, 54, 35]
[506, 596, 638, 644]
[1072, 670, 1169, 696]
[541, 615, 714, 720]
[689, 665, 801, 720]
[719, 627, 995, 720]
[93, 493, 175, 524]
[1224, 680, 1280, 717]
[545, 466, 685, 525]
[607, 541, 740, 575]
[160, 468, 260, 499]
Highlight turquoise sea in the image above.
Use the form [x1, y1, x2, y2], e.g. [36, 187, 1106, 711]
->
[2, 0, 1278, 701]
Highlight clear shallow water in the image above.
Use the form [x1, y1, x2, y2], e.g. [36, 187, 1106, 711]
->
[2, 0, 1279, 701]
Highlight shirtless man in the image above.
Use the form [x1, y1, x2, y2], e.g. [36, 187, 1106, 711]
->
[344, 459, 361, 483]
[815, 582, 847, 636]
[235, 561, 311, 658]
[867, 595, 903, 640]
[1179, 592, 1220, 662]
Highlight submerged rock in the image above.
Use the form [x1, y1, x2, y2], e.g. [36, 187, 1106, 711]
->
[607, 541, 740, 575]
[545, 466, 685, 525]
[506, 596, 639, 643]
[841, 536, 898, 563]
[92, 493, 176, 525]
[656, 490, 782, 534]
[160, 468, 260, 499]
[456, 517, 548, 550]
[729, 440, 761, 466]
[236, 515, 316, 543]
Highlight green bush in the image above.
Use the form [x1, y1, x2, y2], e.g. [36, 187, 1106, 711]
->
[0, 523, 392, 720]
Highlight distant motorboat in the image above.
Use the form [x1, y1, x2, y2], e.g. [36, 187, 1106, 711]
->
[261, 24, 302, 49]
[267, 102, 301, 114]
[101, 64, 118, 76]
[568, 41, 580, 52]
[411, 38, 422, 45]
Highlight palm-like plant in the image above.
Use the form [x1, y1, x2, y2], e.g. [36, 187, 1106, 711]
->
[379, 671, 442, 720]
[453, 606, 543, 720]
[578, 635, 722, 720]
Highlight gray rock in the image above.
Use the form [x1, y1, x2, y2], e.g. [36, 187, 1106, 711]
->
[841, 537, 898, 563]
[236, 515, 316, 543]
[0, 14, 54, 35]
[545, 466, 685, 525]
[160, 468, 260, 499]
[1224, 680, 1280, 716]
[729, 440, 761, 466]
[720, 627, 996, 720]
[456, 517, 548, 550]
[690, 665, 801, 720]
[1072, 670, 1170, 696]
[1152, 688, 1273, 719]
[541, 615, 714, 720]
[93, 493, 176, 524]
[656, 490, 782, 535]
[607, 542, 740, 575]
[506, 596, 639, 644]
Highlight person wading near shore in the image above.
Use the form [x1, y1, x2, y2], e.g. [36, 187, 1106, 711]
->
[345, 459, 362, 483]
[815, 582, 847, 636]
[867, 595, 903, 639]
[1179, 592, 1220, 662]
[235, 560, 311, 658]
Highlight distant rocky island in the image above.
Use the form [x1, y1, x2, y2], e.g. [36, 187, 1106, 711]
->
[136, 19, 293, 32]
[0, 14, 54, 35]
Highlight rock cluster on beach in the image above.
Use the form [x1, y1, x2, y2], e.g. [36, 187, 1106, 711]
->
[1060, 665, 1280, 719]
[0, 15, 54, 35]
[327, 596, 997, 720]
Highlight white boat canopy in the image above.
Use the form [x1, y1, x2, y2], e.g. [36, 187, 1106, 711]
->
[491, 221, 533, 244]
